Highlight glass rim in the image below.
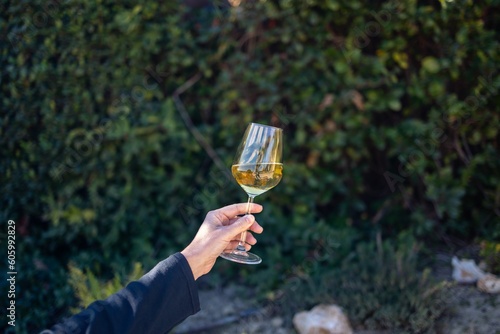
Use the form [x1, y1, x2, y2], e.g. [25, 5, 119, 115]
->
[249, 122, 283, 131]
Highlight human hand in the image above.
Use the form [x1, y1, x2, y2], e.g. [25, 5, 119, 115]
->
[181, 203, 264, 280]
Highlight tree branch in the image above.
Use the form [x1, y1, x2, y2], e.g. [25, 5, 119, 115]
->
[173, 73, 231, 179]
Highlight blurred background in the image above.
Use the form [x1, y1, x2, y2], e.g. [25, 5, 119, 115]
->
[1, 0, 499, 333]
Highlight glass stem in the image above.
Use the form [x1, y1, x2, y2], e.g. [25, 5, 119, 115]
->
[236, 196, 254, 252]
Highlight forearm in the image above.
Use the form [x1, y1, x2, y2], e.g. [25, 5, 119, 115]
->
[42, 253, 200, 334]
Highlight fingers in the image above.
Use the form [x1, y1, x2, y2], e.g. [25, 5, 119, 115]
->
[241, 231, 257, 245]
[221, 218, 263, 235]
[224, 240, 252, 252]
[224, 215, 257, 236]
[221, 217, 239, 227]
[223, 231, 257, 252]
[248, 221, 263, 234]
[210, 203, 263, 220]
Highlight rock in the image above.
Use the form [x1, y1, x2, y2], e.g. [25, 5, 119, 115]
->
[477, 274, 500, 294]
[293, 304, 353, 334]
[451, 256, 486, 283]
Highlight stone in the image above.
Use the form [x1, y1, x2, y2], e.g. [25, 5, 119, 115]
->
[451, 256, 486, 283]
[293, 304, 353, 334]
[477, 274, 500, 294]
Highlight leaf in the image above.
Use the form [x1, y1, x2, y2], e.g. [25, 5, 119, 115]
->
[422, 57, 440, 73]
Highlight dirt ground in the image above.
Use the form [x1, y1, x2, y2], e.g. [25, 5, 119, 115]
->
[173, 253, 500, 334]
[432, 251, 500, 334]
[173, 284, 287, 334]
[173, 282, 499, 334]
[435, 284, 500, 334]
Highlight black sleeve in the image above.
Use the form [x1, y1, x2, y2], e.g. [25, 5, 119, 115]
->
[41, 252, 200, 334]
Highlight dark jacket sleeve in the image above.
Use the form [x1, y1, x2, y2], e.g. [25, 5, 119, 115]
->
[41, 253, 200, 334]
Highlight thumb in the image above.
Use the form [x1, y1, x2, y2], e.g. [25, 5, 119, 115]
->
[226, 214, 255, 236]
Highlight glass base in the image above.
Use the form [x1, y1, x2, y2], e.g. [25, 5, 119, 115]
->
[220, 250, 262, 265]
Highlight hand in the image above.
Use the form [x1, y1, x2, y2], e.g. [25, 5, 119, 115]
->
[181, 203, 264, 280]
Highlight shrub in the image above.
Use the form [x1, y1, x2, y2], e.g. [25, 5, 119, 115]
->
[1, 0, 498, 332]
[279, 235, 452, 333]
[68, 262, 144, 313]
[480, 241, 500, 275]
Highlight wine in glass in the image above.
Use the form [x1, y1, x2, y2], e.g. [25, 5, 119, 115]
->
[220, 123, 283, 264]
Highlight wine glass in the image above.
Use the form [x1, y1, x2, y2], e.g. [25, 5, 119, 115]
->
[220, 123, 283, 264]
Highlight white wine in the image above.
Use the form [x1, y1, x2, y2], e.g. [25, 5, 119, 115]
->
[222, 123, 283, 264]
[232, 163, 283, 197]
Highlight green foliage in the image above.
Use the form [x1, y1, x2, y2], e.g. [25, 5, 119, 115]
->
[480, 241, 500, 275]
[331, 238, 451, 332]
[280, 235, 452, 333]
[1, 0, 499, 332]
[0, 253, 74, 334]
[68, 262, 144, 313]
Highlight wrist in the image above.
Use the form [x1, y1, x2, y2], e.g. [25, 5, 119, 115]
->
[181, 247, 203, 280]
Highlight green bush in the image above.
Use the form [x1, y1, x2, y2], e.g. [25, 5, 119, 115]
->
[480, 241, 500, 275]
[1, 0, 499, 332]
[68, 262, 144, 313]
[278, 235, 452, 333]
